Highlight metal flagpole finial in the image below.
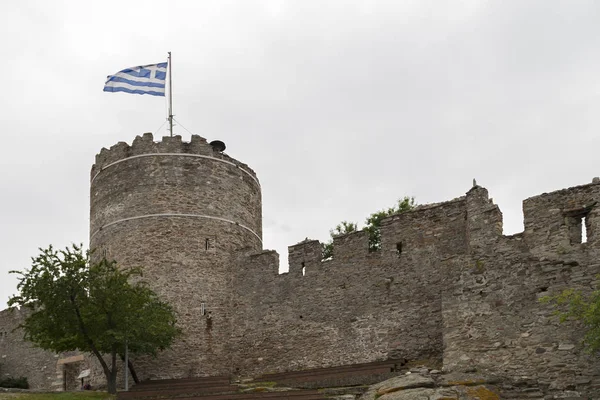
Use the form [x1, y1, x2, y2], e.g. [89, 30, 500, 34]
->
[168, 52, 173, 137]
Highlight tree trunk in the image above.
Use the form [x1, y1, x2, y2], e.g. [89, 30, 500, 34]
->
[120, 354, 140, 384]
[106, 347, 119, 394]
[107, 370, 118, 395]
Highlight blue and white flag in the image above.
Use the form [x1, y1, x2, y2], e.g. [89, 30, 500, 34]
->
[103, 62, 167, 96]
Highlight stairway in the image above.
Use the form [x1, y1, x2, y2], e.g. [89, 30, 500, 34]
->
[116, 375, 326, 400]
[255, 359, 405, 388]
[116, 359, 405, 399]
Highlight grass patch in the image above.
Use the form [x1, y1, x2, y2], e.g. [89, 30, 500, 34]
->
[404, 357, 442, 371]
[0, 392, 114, 400]
[241, 381, 277, 388]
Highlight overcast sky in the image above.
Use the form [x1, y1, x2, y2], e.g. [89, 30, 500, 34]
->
[1, 0, 599, 309]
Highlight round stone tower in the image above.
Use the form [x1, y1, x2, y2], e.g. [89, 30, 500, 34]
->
[89, 133, 262, 379]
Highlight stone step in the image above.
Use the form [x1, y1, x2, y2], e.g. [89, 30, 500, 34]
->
[270, 366, 394, 382]
[118, 385, 236, 399]
[135, 375, 231, 386]
[119, 389, 326, 400]
[130, 382, 235, 393]
[173, 390, 327, 400]
[257, 359, 402, 381]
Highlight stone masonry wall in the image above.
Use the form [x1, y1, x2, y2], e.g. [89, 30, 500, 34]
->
[0, 308, 60, 389]
[0, 308, 127, 391]
[230, 198, 468, 377]
[232, 180, 600, 398]
[90, 133, 262, 380]
[443, 181, 600, 398]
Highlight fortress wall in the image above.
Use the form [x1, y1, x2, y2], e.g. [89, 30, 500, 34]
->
[381, 196, 468, 258]
[0, 306, 133, 391]
[0, 308, 60, 389]
[465, 186, 504, 251]
[523, 181, 600, 254]
[230, 197, 468, 376]
[443, 180, 600, 398]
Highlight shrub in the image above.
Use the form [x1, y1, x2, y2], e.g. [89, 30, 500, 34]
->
[0, 376, 29, 389]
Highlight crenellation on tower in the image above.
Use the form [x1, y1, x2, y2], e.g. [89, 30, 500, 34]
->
[91, 133, 258, 183]
[130, 132, 156, 155]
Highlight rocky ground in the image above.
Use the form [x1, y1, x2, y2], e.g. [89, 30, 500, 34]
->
[355, 372, 500, 400]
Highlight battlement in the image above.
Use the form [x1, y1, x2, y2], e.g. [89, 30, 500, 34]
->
[90, 132, 258, 181]
[246, 178, 600, 278]
[523, 177, 600, 251]
[246, 193, 472, 279]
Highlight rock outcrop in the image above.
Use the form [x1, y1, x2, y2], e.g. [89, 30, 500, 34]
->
[359, 372, 501, 400]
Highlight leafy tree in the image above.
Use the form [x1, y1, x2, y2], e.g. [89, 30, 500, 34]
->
[541, 285, 600, 354]
[322, 221, 358, 260]
[365, 196, 416, 251]
[8, 245, 181, 394]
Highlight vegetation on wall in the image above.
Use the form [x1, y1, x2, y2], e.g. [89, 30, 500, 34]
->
[541, 283, 600, 354]
[322, 196, 416, 260]
[8, 245, 181, 394]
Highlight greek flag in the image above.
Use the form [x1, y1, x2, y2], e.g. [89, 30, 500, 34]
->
[103, 62, 167, 96]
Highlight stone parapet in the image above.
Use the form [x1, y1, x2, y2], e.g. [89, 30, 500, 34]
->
[91, 133, 258, 183]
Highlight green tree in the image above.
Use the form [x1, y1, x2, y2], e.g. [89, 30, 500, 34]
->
[541, 285, 600, 354]
[365, 196, 416, 251]
[8, 245, 181, 394]
[322, 221, 358, 260]
[321, 197, 416, 260]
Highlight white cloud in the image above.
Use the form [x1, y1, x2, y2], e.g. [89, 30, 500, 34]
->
[1, 0, 599, 306]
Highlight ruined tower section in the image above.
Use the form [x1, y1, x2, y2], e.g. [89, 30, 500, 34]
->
[90, 133, 262, 379]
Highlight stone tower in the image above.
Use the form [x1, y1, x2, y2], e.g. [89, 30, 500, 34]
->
[89, 133, 262, 378]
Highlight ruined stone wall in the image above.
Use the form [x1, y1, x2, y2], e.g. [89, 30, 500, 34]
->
[90, 133, 262, 379]
[443, 181, 600, 398]
[230, 198, 468, 376]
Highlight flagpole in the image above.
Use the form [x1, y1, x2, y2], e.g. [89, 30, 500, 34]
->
[168, 51, 173, 137]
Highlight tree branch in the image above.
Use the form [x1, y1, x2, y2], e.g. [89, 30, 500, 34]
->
[70, 293, 111, 377]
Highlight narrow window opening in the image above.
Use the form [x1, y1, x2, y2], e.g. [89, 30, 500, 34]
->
[396, 242, 403, 257]
[301, 262, 306, 276]
[200, 302, 205, 316]
[203, 236, 216, 252]
[206, 311, 212, 331]
[565, 206, 594, 245]
[567, 215, 585, 245]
